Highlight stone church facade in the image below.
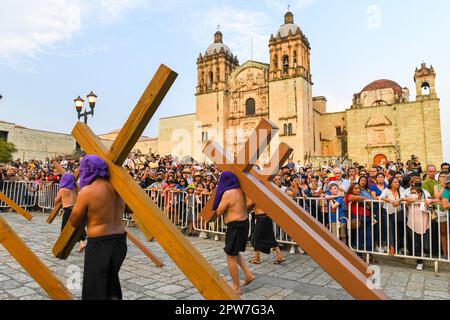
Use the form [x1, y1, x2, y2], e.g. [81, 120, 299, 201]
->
[159, 10, 444, 166]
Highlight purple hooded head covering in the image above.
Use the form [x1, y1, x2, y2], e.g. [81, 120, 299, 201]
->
[79, 155, 109, 190]
[60, 173, 75, 190]
[212, 171, 240, 210]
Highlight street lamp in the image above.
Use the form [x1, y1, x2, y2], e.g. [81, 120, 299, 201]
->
[74, 91, 97, 124]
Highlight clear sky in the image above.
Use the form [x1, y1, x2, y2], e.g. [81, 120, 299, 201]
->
[0, 0, 448, 161]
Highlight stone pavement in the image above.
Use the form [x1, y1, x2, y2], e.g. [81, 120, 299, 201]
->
[1, 211, 450, 300]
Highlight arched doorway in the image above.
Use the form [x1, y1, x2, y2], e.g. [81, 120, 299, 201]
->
[373, 154, 387, 166]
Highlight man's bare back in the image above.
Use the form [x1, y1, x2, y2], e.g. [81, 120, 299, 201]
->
[55, 188, 77, 208]
[215, 188, 247, 224]
[70, 178, 125, 238]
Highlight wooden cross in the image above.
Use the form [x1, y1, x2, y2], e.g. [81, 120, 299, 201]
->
[0, 192, 72, 299]
[49, 154, 161, 266]
[53, 64, 239, 300]
[199, 119, 388, 300]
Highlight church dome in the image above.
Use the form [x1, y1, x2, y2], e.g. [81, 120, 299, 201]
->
[205, 31, 233, 57]
[361, 79, 403, 95]
[276, 11, 301, 37]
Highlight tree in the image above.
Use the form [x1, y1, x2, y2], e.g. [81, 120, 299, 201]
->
[0, 140, 17, 163]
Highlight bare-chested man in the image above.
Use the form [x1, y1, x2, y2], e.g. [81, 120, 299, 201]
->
[55, 173, 86, 252]
[247, 198, 285, 265]
[69, 155, 127, 300]
[212, 172, 254, 295]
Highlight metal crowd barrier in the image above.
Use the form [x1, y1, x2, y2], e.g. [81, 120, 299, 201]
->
[0, 181, 38, 209]
[122, 188, 190, 229]
[292, 197, 450, 273]
[37, 182, 60, 210]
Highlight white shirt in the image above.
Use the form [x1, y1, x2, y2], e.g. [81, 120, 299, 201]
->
[380, 188, 407, 214]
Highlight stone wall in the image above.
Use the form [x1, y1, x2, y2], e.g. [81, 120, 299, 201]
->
[0, 121, 76, 161]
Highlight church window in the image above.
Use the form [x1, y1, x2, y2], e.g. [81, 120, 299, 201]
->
[284, 123, 293, 135]
[245, 98, 256, 116]
[216, 68, 220, 82]
[283, 55, 289, 75]
[421, 82, 430, 95]
[373, 100, 387, 106]
[202, 131, 209, 142]
[208, 71, 213, 88]
[336, 126, 342, 137]
[293, 51, 297, 68]
[274, 54, 278, 69]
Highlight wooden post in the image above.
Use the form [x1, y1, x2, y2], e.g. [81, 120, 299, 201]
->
[199, 119, 388, 300]
[0, 216, 73, 300]
[125, 228, 162, 267]
[52, 64, 239, 300]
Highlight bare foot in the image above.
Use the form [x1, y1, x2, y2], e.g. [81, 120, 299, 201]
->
[243, 275, 255, 287]
[232, 285, 242, 295]
[249, 259, 261, 265]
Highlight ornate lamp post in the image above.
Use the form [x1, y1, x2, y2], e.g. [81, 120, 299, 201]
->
[73, 91, 97, 152]
[74, 91, 97, 124]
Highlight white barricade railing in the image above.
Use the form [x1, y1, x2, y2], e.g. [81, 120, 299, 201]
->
[0, 181, 38, 209]
[37, 183, 60, 210]
[122, 188, 189, 229]
[194, 193, 228, 236]
[347, 200, 450, 264]
[291, 197, 450, 266]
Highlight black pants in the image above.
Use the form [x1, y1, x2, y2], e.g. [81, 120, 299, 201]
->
[82, 233, 127, 300]
[407, 228, 430, 264]
[252, 215, 278, 254]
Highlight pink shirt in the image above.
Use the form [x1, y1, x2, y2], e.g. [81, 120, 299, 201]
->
[407, 203, 430, 235]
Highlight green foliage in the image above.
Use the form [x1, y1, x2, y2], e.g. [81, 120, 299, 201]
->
[0, 140, 17, 163]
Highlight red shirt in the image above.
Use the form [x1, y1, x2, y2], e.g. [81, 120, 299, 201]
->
[345, 193, 370, 217]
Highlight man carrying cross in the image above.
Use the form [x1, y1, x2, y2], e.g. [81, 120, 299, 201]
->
[69, 155, 127, 300]
[212, 171, 254, 295]
[55, 173, 86, 252]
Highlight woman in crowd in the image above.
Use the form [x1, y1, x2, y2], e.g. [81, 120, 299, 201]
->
[405, 187, 432, 270]
[380, 177, 407, 255]
[434, 172, 449, 258]
[345, 183, 376, 263]
[370, 173, 388, 253]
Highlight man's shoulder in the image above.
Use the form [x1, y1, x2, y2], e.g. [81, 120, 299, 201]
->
[224, 188, 242, 196]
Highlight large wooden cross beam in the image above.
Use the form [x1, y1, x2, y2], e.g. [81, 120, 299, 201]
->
[0, 191, 72, 299]
[53, 64, 239, 300]
[200, 119, 388, 300]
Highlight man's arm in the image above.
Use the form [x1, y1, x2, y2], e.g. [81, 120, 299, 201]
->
[215, 191, 230, 217]
[347, 194, 368, 202]
[69, 188, 89, 228]
[55, 189, 63, 204]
